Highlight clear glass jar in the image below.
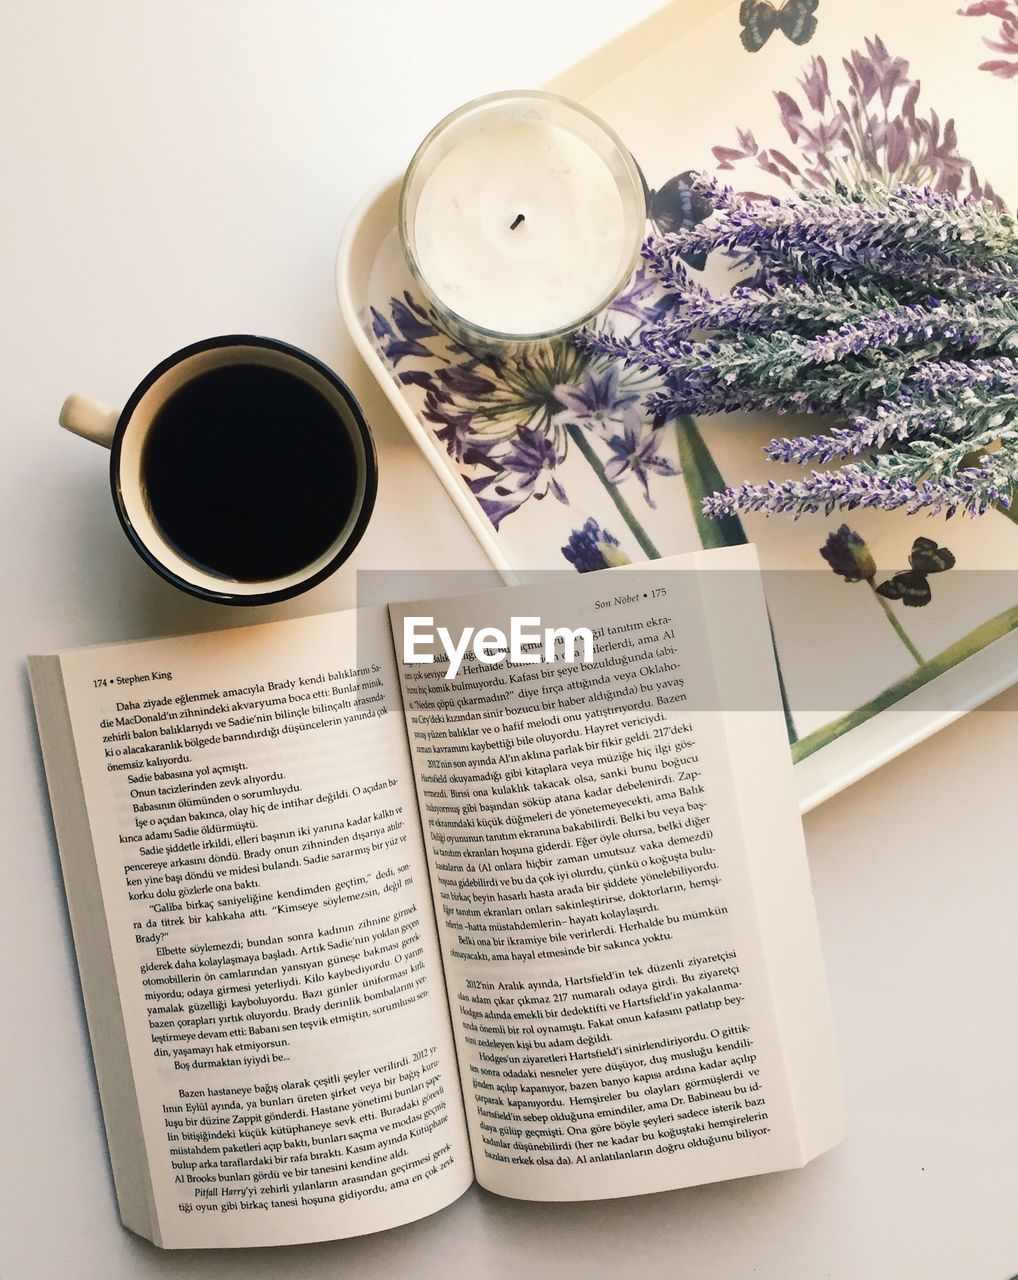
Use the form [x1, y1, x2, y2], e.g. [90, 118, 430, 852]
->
[398, 90, 647, 353]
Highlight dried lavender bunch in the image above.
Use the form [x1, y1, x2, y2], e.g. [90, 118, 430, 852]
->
[679, 178, 1018, 273]
[766, 358, 1018, 463]
[578, 177, 1018, 518]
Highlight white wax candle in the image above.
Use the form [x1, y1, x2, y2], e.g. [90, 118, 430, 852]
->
[412, 119, 631, 336]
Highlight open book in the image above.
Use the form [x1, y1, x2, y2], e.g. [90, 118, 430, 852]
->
[29, 545, 844, 1250]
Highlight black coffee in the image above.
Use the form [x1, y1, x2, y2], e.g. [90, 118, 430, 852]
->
[142, 363, 357, 582]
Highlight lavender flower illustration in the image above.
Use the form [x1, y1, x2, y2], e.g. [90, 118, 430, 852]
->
[370, 248, 691, 551]
[373, 293, 584, 527]
[553, 367, 640, 434]
[562, 518, 632, 572]
[960, 1, 1018, 78]
[713, 35, 1000, 205]
[820, 525, 924, 664]
[600, 411, 679, 507]
[820, 523, 877, 581]
[471, 427, 567, 530]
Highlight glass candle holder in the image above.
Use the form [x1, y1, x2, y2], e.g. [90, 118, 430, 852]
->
[398, 90, 647, 352]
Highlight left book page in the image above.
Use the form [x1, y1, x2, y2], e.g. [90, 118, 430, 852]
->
[29, 607, 472, 1250]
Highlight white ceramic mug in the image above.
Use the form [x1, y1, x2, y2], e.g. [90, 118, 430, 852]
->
[60, 335, 377, 605]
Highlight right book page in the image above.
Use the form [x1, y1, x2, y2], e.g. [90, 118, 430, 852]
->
[390, 545, 845, 1201]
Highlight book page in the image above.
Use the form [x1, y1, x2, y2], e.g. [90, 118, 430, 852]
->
[390, 547, 842, 1201]
[48, 607, 471, 1249]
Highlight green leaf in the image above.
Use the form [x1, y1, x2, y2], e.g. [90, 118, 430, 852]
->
[673, 416, 748, 549]
[791, 600, 1018, 761]
[673, 416, 798, 744]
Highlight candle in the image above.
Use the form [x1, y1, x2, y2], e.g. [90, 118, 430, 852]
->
[399, 92, 646, 348]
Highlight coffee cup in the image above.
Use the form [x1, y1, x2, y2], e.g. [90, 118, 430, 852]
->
[60, 335, 377, 605]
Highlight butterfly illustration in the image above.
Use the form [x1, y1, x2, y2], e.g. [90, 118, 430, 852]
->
[876, 537, 955, 608]
[649, 171, 715, 271]
[739, 0, 819, 53]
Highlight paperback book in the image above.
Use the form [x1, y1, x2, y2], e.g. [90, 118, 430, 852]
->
[29, 546, 843, 1249]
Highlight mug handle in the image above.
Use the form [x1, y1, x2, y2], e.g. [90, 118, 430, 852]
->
[59, 394, 119, 449]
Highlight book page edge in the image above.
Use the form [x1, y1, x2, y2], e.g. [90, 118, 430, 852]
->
[693, 550, 848, 1164]
[28, 653, 163, 1247]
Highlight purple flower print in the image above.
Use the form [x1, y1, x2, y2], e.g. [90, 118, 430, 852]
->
[819, 526, 926, 665]
[602, 410, 679, 507]
[554, 367, 640, 437]
[800, 56, 831, 111]
[370, 286, 673, 541]
[820, 525, 877, 581]
[470, 428, 567, 529]
[607, 264, 682, 326]
[846, 36, 910, 108]
[561, 518, 631, 572]
[960, 1, 1018, 78]
[427, 407, 487, 467]
[370, 294, 439, 365]
[713, 36, 1001, 206]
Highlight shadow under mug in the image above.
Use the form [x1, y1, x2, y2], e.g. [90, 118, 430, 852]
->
[59, 335, 377, 605]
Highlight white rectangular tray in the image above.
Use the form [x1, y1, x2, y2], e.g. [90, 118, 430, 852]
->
[337, 0, 1018, 813]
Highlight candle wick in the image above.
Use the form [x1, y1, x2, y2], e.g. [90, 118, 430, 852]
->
[509, 213, 525, 231]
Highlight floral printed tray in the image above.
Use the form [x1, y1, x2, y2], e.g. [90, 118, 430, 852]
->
[337, 0, 1018, 811]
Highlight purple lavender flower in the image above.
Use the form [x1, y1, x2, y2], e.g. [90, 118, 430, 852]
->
[765, 411, 934, 465]
[562, 519, 631, 572]
[584, 174, 1018, 522]
[602, 410, 679, 507]
[661, 177, 1018, 289]
[820, 525, 877, 580]
[702, 461, 1006, 519]
[800, 298, 1013, 364]
[639, 238, 696, 295]
[910, 355, 1018, 393]
[645, 276, 898, 341]
[595, 176, 1018, 522]
[766, 361, 1018, 466]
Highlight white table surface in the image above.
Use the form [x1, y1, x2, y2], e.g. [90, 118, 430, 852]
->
[2, 2, 1016, 1276]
